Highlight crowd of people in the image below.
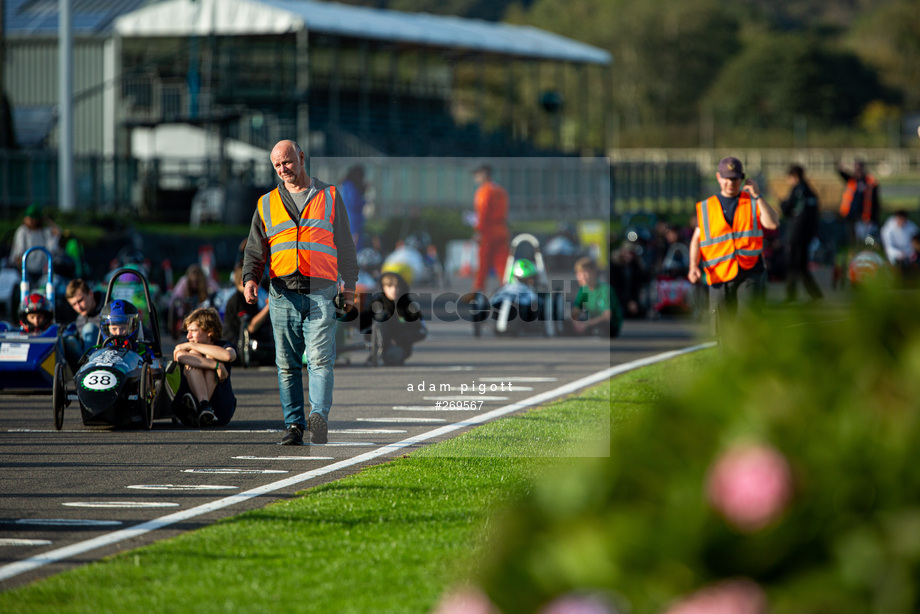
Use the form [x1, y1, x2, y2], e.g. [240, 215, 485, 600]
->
[4, 147, 917, 437]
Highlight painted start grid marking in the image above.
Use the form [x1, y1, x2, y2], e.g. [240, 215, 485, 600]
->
[0, 344, 713, 583]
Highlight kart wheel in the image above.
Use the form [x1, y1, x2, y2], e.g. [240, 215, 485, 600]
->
[53, 363, 65, 431]
[240, 327, 252, 369]
[141, 366, 153, 430]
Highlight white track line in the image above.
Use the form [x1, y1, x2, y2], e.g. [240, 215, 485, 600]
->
[478, 377, 556, 382]
[0, 343, 713, 582]
[0, 539, 53, 547]
[62, 502, 180, 509]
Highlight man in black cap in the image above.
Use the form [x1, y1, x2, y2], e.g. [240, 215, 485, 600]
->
[688, 157, 779, 335]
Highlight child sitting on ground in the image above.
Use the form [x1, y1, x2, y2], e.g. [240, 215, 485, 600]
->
[366, 270, 427, 366]
[172, 307, 237, 427]
[570, 257, 622, 338]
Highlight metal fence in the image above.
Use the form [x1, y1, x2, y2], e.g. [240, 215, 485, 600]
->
[1, 150, 707, 222]
[0, 150, 138, 217]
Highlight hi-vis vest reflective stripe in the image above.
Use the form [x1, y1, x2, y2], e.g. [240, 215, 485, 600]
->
[839, 175, 878, 223]
[696, 193, 763, 285]
[257, 187, 338, 282]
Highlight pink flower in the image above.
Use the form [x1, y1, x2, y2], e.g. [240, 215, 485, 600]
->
[540, 593, 618, 614]
[706, 443, 793, 532]
[430, 587, 497, 614]
[663, 578, 767, 614]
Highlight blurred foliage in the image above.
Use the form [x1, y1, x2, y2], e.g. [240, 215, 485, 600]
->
[365, 207, 468, 256]
[703, 33, 894, 129]
[477, 280, 920, 613]
[846, 0, 920, 110]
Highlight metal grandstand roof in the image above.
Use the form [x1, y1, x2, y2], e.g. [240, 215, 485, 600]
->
[112, 0, 612, 65]
[4, 0, 148, 36]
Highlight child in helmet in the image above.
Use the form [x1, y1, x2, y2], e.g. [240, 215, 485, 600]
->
[99, 299, 154, 358]
[171, 307, 237, 427]
[570, 257, 622, 337]
[510, 258, 539, 287]
[19, 292, 54, 334]
[366, 270, 427, 366]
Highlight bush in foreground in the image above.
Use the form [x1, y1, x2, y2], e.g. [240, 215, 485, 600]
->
[467, 283, 920, 613]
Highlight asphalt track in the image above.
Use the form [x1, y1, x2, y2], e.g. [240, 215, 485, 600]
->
[0, 314, 708, 591]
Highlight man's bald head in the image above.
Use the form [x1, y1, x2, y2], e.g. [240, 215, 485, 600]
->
[270, 140, 309, 190]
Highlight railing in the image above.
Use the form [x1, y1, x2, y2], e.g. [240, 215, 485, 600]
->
[609, 148, 920, 178]
[0, 150, 138, 217]
[16, 147, 918, 222]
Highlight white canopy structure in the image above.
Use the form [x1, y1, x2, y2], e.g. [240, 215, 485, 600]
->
[113, 0, 611, 65]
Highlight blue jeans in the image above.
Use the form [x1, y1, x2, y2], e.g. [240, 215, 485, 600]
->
[269, 283, 338, 428]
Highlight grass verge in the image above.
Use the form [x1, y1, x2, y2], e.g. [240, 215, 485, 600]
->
[0, 355, 692, 614]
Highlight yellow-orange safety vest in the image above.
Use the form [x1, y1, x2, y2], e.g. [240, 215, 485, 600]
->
[839, 175, 878, 223]
[257, 186, 338, 282]
[696, 193, 763, 285]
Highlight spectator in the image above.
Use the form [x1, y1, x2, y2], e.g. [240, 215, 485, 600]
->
[171, 263, 219, 306]
[169, 263, 220, 339]
[471, 164, 510, 294]
[9, 204, 59, 282]
[609, 240, 649, 319]
[779, 164, 823, 302]
[171, 307, 237, 427]
[340, 165, 368, 250]
[221, 264, 272, 365]
[63, 279, 104, 368]
[366, 270, 427, 366]
[880, 210, 919, 268]
[838, 159, 881, 248]
[570, 257, 622, 337]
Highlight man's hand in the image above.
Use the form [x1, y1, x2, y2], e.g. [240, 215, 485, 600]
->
[688, 266, 702, 284]
[244, 280, 259, 305]
[743, 179, 760, 199]
[342, 288, 355, 310]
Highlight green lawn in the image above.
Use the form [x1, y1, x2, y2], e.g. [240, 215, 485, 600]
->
[0, 356, 685, 614]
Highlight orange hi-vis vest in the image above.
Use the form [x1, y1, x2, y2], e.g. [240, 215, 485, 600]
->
[839, 175, 878, 223]
[257, 186, 338, 282]
[696, 192, 763, 285]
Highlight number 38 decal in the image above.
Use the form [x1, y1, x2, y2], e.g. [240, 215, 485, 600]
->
[81, 370, 118, 391]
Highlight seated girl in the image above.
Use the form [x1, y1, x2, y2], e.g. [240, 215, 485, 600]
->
[171, 307, 237, 427]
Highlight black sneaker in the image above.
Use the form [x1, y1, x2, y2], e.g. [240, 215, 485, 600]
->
[280, 424, 304, 446]
[197, 400, 217, 426]
[307, 413, 328, 444]
[180, 393, 199, 427]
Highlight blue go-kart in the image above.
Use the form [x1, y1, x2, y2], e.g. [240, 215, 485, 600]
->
[0, 247, 72, 393]
[53, 268, 172, 430]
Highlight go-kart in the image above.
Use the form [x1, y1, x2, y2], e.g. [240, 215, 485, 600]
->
[0, 247, 73, 392]
[53, 268, 172, 430]
[472, 234, 564, 338]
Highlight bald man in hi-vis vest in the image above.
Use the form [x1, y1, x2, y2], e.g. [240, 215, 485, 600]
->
[242, 140, 359, 446]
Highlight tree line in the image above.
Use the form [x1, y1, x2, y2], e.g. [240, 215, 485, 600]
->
[343, 0, 920, 148]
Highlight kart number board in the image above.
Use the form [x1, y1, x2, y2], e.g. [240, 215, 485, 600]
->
[81, 370, 118, 391]
[0, 343, 30, 362]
